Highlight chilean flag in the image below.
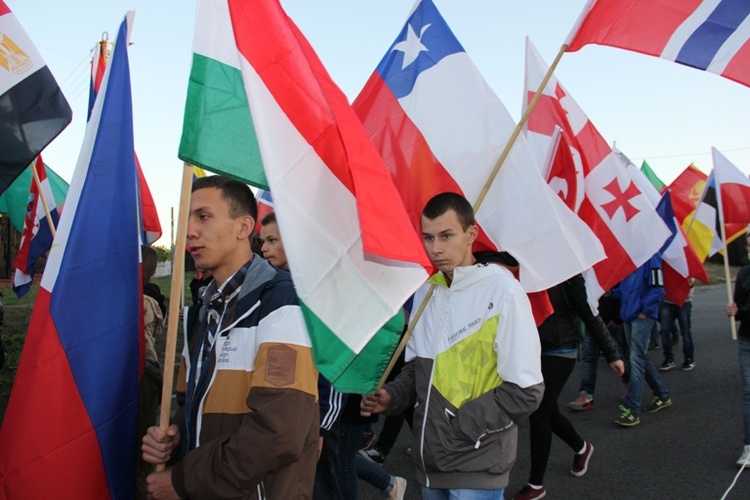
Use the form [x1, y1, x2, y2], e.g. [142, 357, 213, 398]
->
[712, 147, 750, 224]
[353, 0, 604, 295]
[0, 14, 141, 498]
[567, 0, 750, 89]
[11, 155, 59, 298]
[88, 29, 162, 245]
[524, 38, 671, 301]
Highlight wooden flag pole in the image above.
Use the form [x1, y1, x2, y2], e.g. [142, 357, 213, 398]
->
[155, 163, 193, 472]
[375, 44, 569, 390]
[31, 159, 56, 238]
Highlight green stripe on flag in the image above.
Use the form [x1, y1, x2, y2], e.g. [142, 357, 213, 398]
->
[178, 53, 268, 189]
[300, 300, 404, 394]
[641, 161, 665, 193]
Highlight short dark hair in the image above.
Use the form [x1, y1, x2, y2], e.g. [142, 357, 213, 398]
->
[422, 192, 475, 230]
[192, 175, 257, 221]
[261, 211, 277, 226]
[142, 245, 158, 283]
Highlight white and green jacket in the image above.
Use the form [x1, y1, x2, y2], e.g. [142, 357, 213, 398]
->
[385, 263, 544, 490]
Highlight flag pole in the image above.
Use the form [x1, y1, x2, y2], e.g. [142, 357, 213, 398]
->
[31, 158, 56, 238]
[474, 44, 568, 212]
[376, 44, 569, 390]
[715, 172, 738, 340]
[155, 162, 193, 472]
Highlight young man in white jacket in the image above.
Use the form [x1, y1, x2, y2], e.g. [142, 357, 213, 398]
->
[362, 192, 544, 499]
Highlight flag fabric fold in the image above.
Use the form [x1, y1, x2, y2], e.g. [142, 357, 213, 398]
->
[0, 0, 72, 194]
[566, 0, 750, 89]
[712, 147, 750, 224]
[656, 191, 709, 306]
[0, 13, 141, 498]
[11, 155, 59, 298]
[180, 0, 431, 393]
[87, 38, 161, 245]
[524, 38, 672, 301]
[353, 0, 605, 294]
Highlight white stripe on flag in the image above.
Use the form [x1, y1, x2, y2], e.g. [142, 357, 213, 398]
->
[661, 0, 721, 61]
[192, 0, 240, 68]
[707, 15, 750, 73]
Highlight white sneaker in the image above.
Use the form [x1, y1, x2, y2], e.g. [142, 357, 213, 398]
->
[738, 445, 750, 468]
[387, 476, 407, 500]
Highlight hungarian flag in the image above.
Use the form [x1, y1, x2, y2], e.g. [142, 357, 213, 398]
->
[712, 147, 750, 224]
[88, 33, 161, 245]
[353, 0, 604, 294]
[566, 0, 750, 89]
[0, 1, 72, 194]
[524, 38, 671, 300]
[0, 161, 67, 233]
[0, 14, 141, 498]
[178, 0, 431, 393]
[11, 155, 60, 298]
[641, 160, 666, 193]
[656, 191, 709, 306]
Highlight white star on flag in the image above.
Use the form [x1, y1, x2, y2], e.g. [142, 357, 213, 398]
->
[393, 23, 431, 69]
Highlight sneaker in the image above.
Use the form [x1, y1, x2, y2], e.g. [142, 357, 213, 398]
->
[358, 446, 386, 465]
[387, 476, 407, 500]
[737, 445, 750, 468]
[570, 442, 594, 477]
[681, 359, 695, 371]
[644, 395, 672, 413]
[614, 405, 640, 427]
[513, 484, 546, 500]
[361, 430, 376, 450]
[659, 359, 676, 371]
[567, 391, 594, 411]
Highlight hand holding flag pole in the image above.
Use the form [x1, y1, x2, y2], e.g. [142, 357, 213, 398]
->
[155, 162, 193, 472]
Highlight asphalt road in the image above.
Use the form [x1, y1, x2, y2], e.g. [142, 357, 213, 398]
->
[359, 284, 750, 499]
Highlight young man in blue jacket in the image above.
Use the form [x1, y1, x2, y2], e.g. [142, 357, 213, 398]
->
[613, 253, 672, 427]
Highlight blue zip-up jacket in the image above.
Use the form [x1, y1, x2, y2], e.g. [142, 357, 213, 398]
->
[613, 254, 665, 322]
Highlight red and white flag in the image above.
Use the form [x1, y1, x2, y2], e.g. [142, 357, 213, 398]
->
[353, 0, 604, 294]
[566, 0, 750, 89]
[524, 38, 671, 300]
[712, 147, 750, 224]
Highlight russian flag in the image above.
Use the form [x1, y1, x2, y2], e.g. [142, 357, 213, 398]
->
[0, 13, 141, 499]
[567, 0, 750, 88]
[11, 155, 60, 298]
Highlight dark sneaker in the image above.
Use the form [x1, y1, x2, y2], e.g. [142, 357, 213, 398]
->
[644, 395, 672, 413]
[358, 446, 386, 465]
[659, 359, 676, 371]
[570, 442, 594, 477]
[567, 391, 594, 411]
[681, 359, 695, 371]
[648, 340, 660, 350]
[614, 405, 640, 427]
[513, 484, 546, 500]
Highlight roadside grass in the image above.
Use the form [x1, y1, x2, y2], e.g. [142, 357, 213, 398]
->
[0, 271, 195, 424]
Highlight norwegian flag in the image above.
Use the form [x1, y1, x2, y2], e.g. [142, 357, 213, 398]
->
[256, 189, 274, 225]
[524, 38, 671, 300]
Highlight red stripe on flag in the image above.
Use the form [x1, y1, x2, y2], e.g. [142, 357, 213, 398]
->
[0, 1, 10, 16]
[721, 182, 750, 224]
[0, 289, 109, 498]
[723, 37, 750, 88]
[567, 0, 701, 55]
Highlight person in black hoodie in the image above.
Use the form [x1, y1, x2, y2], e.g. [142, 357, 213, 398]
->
[514, 274, 624, 500]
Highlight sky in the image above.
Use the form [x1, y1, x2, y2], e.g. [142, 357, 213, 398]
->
[8, 0, 750, 248]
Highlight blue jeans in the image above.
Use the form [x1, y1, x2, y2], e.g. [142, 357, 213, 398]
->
[739, 339, 750, 445]
[622, 317, 669, 413]
[337, 422, 392, 498]
[421, 487, 505, 499]
[660, 301, 694, 363]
